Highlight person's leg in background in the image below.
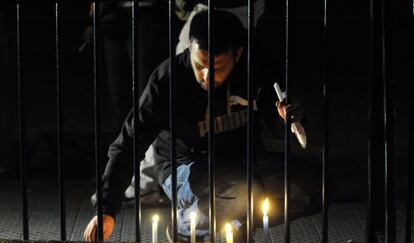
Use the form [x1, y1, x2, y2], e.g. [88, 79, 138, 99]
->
[101, 3, 170, 134]
[133, 6, 169, 95]
[103, 36, 132, 134]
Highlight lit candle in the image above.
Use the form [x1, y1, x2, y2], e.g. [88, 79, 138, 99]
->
[263, 198, 270, 243]
[190, 212, 197, 243]
[152, 214, 159, 243]
[225, 223, 233, 243]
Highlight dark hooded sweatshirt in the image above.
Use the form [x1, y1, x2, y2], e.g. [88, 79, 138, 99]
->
[101, 48, 279, 218]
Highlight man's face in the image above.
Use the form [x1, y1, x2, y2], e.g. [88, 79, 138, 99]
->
[189, 41, 243, 91]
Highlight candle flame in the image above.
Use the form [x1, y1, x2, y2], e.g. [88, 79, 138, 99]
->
[190, 212, 197, 221]
[263, 198, 269, 216]
[152, 214, 159, 222]
[225, 223, 232, 233]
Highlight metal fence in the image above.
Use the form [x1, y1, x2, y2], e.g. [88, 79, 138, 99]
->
[2, 0, 414, 242]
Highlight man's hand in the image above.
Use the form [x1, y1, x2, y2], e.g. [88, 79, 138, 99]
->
[275, 100, 304, 123]
[83, 214, 115, 242]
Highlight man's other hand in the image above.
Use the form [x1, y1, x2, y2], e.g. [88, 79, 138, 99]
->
[276, 100, 304, 123]
[83, 214, 115, 242]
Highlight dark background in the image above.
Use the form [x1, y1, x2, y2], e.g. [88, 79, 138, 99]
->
[0, 0, 412, 201]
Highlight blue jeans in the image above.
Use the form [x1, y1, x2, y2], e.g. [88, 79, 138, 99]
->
[161, 160, 260, 237]
[161, 153, 322, 237]
[162, 162, 210, 237]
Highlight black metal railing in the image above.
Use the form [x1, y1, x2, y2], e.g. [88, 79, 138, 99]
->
[207, 3, 217, 242]
[321, 0, 329, 241]
[55, 2, 66, 240]
[247, 0, 255, 242]
[283, 0, 291, 241]
[92, 2, 104, 240]
[132, 2, 142, 241]
[3, 0, 413, 242]
[168, 0, 178, 240]
[405, 6, 414, 243]
[16, 3, 29, 240]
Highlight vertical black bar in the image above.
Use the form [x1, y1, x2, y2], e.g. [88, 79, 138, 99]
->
[367, 0, 386, 240]
[207, 2, 216, 242]
[367, 0, 374, 239]
[406, 10, 414, 242]
[367, 0, 375, 240]
[17, 2, 29, 240]
[131, 1, 142, 241]
[92, 1, 104, 241]
[406, 86, 413, 243]
[382, 0, 396, 240]
[246, 0, 254, 242]
[321, 0, 329, 241]
[168, 0, 178, 241]
[284, 0, 291, 241]
[55, 2, 66, 241]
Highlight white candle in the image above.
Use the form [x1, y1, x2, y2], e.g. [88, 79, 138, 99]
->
[273, 82, 286, 102]
[225, 223, 233, 243]
[273, 82, 307, 148]
[190, 212, 197, 243]
[152, 214, 159, 243]
[263, 198, 270, 243]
